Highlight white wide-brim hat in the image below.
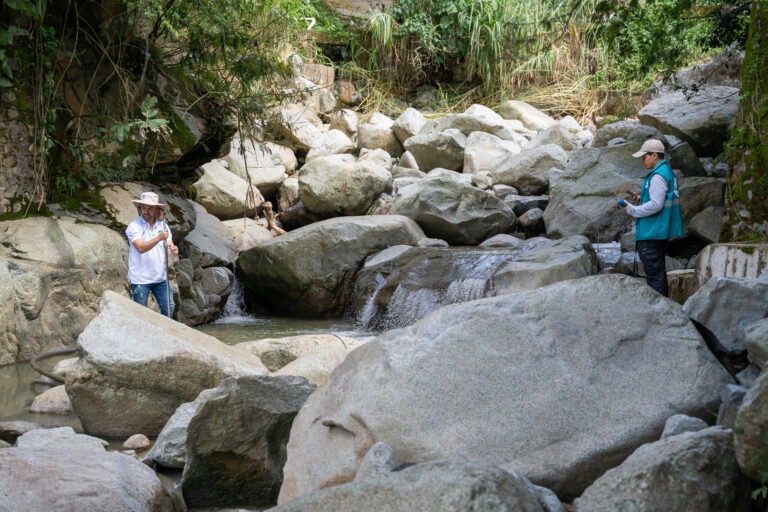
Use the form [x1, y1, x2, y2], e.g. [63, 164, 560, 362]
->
[632, 139, 666, 157]
[131, 191, 166, 208]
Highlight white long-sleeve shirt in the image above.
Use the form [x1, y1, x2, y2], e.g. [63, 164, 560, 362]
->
[626, 174, 667, 218]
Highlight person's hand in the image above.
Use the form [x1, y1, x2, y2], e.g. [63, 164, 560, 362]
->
[168, 241, 179, 255]
[631, 193, 639, 204]
[618, 199, 628, 210]
[158, 228, 170, 240]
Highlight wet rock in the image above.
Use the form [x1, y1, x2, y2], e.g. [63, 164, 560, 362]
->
[389, 170, 515, 245]
[480, 234, 526, 248]
[278, 275, 732, 502]
[683, 275, 768, 354]
[66, 291, 268, 438]
[573, 427, 750, 512]
[0, 420, 45, 443]
[29, 385, 73, 415]
[352, 236, 595, 330]
[503, 195, 549, 217]
[237, 216, 425, 317]
[519, 208, 545, 237]
[182, 375, 316, 508]
[275, 461, 546, 511]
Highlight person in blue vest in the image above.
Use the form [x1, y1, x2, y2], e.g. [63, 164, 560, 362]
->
[618, 139, 684, 297]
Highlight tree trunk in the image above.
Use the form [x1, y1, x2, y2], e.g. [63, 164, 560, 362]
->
[722, 0, 768, 241]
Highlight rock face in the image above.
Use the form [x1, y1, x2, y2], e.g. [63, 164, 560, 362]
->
[682, 275, 768, 354]
[273, 461, 546, 512]
[0, 446, 175, 511]
[237, 216, 425, 317]
[143, 401, 197, 469]
[65, 291, 268, 438]
[182, 375, 316, 508]
[544, 141, 656, 242]
[389, 171, 516, 245]
[190, 161, 262, 219]
[638, 86, 740, 157]
[352, 237, 596, 330]
[298, 155, 392, 217]
[278, 274, 732, 502]
[0, 217, 128, 364]
[176, 203, 237, 325]
[573, 427, 750, 512]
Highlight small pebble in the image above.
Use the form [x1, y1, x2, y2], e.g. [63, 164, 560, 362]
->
[123, 433, 151, 451]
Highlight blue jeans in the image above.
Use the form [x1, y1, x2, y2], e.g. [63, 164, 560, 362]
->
[131, 281, 175, 317]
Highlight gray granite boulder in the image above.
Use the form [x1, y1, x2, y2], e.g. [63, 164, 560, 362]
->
[591, 120, 664, 148]
[392, 108, 426, 144]
[734, 370, 768, 480]
[237, 216, 425, 317]
[660, 414, 708, 439]
[219, 136, 287, 195]
[279, 274, 732, 502]
[745, 318, 768, 368]
[573, 427, 750, 512]
[182, 375, 316, 508]
[689, 206, 723, 244]
[143, 401, 197, 469]
[189, 160, 262, 219]
[236, 334, 362, 372]
[525, 124, 579, 152]
[498, 100, 556, 131]
[66, 291, 268, 437]
[463, 131, 522, 175]
[638, 86, 740, 157]
[305, 129, 355, 162]
[357, 113, 403, 156]
[298, 155, 392, 217]
[15, 426, 108, 451]
[682, 275, 768, 354]
[389, 170, 516, 245]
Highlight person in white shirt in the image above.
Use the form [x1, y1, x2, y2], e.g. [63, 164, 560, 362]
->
[126, 191, 179, 317]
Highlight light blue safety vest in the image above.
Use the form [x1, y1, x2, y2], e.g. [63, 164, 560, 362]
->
[635, 160, 684, 241]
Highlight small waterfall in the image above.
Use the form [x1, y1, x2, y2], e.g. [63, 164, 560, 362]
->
[215, 268, 251, 323]
[354, 274, 388, 330]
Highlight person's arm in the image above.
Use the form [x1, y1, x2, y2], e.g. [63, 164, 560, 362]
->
[625, 175, 667, 218]
[132, 228, 170, 254]
[165, 224, 179, 255]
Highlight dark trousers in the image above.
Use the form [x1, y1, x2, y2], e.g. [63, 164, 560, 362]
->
[636, 239, 668, 297]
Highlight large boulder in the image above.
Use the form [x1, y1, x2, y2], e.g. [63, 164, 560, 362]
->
[678, 177, 724, 230]
[0, 446, 176, 511]
[392, 108, 427, 144]
[573, 427, 750, 512]
[65, 291, 268, 437]
[305, 129, 355, 162]
[273, 346, 359, 386]
[236, 334, 362, 372]
[637, 86, 740, 157]
[222, 218, 276, 254]
[682, 275, 768, 355]
[525, 124, 579, 152]
[352, 236, 596, 330]
[463, 131, 522, 175]
[298, 155, 392, 217]
[419, 106, 529, 143]
[277, 107, 323, 150]
[591, 120, 664, 148]
[237, 216, 425, 317]
[273, 460, 546, 511]
[402, 129, 467, 172]
[543, 141, 660, 242]
[278, 274, 732, 502]
[389, 170, 516, 245]
[189, 161, 262, 220]
[0, 217, 128, 364]
[491, 144, 568, 195]
[143, 401, 196, 469]
[182, 375, 316, 508]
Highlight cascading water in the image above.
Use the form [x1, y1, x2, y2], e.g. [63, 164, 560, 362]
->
[215, 266, 252, 323]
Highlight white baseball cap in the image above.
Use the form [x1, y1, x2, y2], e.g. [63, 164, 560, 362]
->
[632, 139, 666, 158]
